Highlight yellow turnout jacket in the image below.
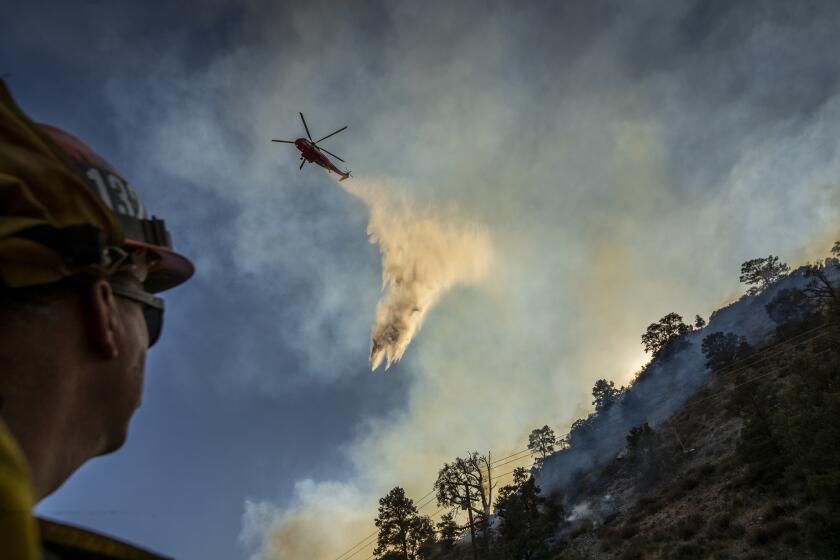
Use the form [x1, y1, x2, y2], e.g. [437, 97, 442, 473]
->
[0, 420, 170, 559]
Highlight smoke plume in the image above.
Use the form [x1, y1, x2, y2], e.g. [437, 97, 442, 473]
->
[340, 179, 494, 370]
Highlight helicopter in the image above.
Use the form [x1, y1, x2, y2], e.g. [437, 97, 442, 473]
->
[272, 112, 351, 181]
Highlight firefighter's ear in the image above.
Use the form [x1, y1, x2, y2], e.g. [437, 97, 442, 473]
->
[86, 278, 120, 359]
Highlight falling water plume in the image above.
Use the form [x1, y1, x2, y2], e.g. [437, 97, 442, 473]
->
[339, 178, 494, 370]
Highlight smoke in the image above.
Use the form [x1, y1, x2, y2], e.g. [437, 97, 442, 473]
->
[565, 495, 616, 526]
[537, 263, 840, 496]
[240, 480, 372, 560]
[339, 178, 494, 370]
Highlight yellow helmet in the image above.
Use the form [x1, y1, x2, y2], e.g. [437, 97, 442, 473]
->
[0, 80, 193, 292]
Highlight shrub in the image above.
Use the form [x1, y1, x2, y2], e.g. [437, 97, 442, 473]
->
[680, 473, 700, 491]
[748, 519, 799, 546]
[702, 331, 752, 371]
[801, 506, 840, 558]
[619, 524, 637, 540]
[697, 463, 717, 477]
[675, 513, 704, 540]
[621, 542, 646, 560]
[568, 519, 593, 539]
[671, 543, 706, 559]
[760, 502, 792, 522]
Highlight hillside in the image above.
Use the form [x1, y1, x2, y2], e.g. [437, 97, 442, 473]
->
[370, 257, 840, 560]
[552, 321, 839, 559]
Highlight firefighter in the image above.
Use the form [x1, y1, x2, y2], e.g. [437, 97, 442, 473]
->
[0, 80, 194, 558]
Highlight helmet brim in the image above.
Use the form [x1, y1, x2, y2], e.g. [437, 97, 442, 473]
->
[124, 239, 195, 293]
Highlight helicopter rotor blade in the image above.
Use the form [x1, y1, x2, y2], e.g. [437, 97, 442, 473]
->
[299, 112, 313, 141]
[317, 146, 345, 163]
[299, 159, 306, 170]
[315, 126, 348, 144]
[271, 139, 296, 143]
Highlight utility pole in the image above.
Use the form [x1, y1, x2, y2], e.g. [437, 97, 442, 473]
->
[485, 450, 493, 557]
[486, 450, 493, 513]
[464, 483, 478, 560]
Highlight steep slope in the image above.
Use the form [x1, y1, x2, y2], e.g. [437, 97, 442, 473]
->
[551, 322, 839, 560]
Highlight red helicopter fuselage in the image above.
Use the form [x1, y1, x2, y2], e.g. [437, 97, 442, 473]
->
[294, 138, 349, 180]
[272, 113, 351, 181]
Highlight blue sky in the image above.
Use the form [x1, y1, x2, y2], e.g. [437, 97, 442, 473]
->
[3, 1, 840, 559]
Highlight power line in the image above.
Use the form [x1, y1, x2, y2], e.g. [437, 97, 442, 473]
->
[490, 447, 532, 465]
[490, 452, 535, 471]
[333, 485, 443, 560]
[333, 531, 377, 560]
[362, 507, 450, 560]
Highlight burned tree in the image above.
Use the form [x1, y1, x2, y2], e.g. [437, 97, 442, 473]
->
[802, 249, 839, 308]
[434, 452, 494, 559]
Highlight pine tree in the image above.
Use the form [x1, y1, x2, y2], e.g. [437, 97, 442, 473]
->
[528, 425, 558, 464]
[739, 255, 790, 295]
[641, 312, 692, 357]
[374, 487, 436, 560]
[591, 379, 622, 412]
[495, 467, 558, 559]
[436, 512, 460, 550]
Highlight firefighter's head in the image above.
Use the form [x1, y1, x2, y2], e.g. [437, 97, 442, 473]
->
[0, 81, 194, 497]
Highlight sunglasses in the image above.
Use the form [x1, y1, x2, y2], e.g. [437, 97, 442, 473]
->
[109, 284, 165, 347]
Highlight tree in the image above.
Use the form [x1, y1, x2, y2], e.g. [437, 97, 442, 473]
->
[591, 379, 622, 412]
[740, 255, 790, 295]
[436, 512, 460, 550]
[626, 422, 653, 448]
[528, 426, 558, 465]
[694, 315, 706, 329]
[765, 288, 820, 337]
[803, 259, 839, 308]
[772, 352, 840, 556]
[434, 452, 494, 559]
[641, 312, 692, 357]
[568, 414, 596, 449]
[374, 487, 436, 560]
[625, 422, 666, 490]
[701, 331, 751, 371]
[407, 517, 436, 560]
[494, 467, 558, 560]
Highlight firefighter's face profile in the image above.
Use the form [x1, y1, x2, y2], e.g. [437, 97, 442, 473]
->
[89, 258, 153, 455]
[100, 284, 149, 454]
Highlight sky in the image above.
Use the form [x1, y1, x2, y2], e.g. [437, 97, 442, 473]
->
[2, 1, 840, 559]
